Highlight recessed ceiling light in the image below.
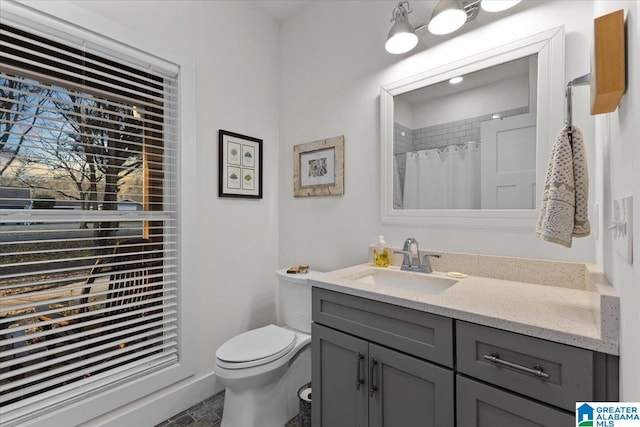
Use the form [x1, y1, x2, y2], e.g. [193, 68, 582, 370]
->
[449, 76, 463, 84]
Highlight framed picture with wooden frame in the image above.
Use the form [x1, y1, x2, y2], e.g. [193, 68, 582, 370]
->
[294, 135, 344, 197]
[218, 129, 262, 199]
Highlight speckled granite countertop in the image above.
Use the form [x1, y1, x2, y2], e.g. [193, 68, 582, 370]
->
[309, 251, 619, 355]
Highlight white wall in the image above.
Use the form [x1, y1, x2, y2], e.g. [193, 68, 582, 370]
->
[279, 0, 596, 275]
[593, 0, 640, 401]
[394, 97, 413, 129]
[67, 0, 281, 423]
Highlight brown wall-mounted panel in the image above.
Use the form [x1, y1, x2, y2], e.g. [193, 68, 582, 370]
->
[591, 9, 625, 115]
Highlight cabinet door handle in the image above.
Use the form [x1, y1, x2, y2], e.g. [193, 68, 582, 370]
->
[368, 358, 378, 397]
[355, 352, 364, 390]
[483, 352, 550, 379]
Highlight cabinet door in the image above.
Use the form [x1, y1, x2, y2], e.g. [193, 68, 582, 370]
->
[312, 323, 368, 427]
[369, 344, 454, 427]
[457, 375, 575, 427]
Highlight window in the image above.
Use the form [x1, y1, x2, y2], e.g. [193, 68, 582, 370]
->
[0, 5, 193, 424]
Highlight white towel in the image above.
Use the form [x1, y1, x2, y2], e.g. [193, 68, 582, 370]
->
[536, 125, 590, 247]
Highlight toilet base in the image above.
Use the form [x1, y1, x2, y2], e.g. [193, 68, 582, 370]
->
[220, 347, 311, 427]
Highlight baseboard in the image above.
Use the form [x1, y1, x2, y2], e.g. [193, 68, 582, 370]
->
[91, 372, 223, 427]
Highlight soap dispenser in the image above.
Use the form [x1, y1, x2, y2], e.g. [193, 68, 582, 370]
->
[373, 235, 390, 267]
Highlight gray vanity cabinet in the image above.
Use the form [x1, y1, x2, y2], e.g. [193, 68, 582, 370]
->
[312, 324, 454, 427]
[312, 288, 455, 427]
[311, 288, 619, 427]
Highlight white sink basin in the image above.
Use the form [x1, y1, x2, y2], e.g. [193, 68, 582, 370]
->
[348, 268, 458, 295]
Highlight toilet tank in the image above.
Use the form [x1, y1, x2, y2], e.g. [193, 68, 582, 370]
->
[276, 269, 321, 334]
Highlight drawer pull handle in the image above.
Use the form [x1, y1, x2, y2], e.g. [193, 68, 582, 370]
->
[483, 353, 550, 379]
[356, 352, 364, 390]
[369, 358, 378, 397]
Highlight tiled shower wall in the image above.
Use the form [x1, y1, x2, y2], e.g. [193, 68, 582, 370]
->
[393, 106, 529, 206]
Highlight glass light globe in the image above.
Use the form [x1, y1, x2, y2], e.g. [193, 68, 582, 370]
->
[481, 0, 522, 13]
[428, 8, 467, 35]
[385, 32, 419, 54]
[385, 19, 418, 54]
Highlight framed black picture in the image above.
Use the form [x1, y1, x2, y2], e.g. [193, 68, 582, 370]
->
[218, 130, 263, 199]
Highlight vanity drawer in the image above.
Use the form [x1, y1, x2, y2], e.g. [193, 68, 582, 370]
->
[312, 288, 453, 367]
[457, 375, 575, 427]
[456, 321, 594, 411]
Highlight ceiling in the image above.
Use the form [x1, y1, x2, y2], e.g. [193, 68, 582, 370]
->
[398, 56, 533, 104]
[249, 0, 312, 24]
[248, 1, 545, 52]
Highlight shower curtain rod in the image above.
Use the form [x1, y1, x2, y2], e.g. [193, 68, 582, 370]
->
[395, 141, 480, 156]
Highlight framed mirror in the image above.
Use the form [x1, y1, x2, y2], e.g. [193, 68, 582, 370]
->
[380, 27, 564, 229]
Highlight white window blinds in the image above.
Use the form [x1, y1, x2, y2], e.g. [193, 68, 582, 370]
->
[0, 20, 180, 425]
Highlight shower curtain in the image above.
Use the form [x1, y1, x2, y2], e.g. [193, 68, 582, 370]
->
[403, 141, 481, 209]
[402, 152, 419, 209]
[393, 155, 403, 209]
[418, 149, 447, 209]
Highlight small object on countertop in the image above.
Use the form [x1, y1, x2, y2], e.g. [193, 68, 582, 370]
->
[373, 235, 390, 267]
[447, 271, 468, 279]
[287, 265, 309, 274]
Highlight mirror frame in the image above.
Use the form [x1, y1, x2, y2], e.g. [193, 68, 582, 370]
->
[380, 26, 564, 229]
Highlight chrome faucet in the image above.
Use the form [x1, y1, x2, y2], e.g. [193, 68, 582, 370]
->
[394, 237, 441, 273]
[402, 237, 420, 268]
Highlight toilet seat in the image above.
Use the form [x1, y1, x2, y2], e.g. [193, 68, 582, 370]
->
[216, 324, 296, 370]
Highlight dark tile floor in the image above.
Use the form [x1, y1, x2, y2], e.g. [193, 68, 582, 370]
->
[156, 390, 300, 427]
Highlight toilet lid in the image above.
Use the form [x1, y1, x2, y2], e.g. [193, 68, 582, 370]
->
[216, 324, 296, 367]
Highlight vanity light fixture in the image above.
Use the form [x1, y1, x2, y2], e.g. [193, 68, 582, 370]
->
[428, 0, 468, 35]
[480, 0, 522, 13]
[385, 1, 419, 54]
[449, 76, 464, 84]
[385, 0, 522, 54]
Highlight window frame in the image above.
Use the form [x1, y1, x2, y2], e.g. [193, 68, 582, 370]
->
[0, 1, 197, 425]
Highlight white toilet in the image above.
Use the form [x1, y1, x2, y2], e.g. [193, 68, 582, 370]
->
[214, 269, 319, 427]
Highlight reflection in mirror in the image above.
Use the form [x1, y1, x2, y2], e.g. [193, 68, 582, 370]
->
[393, 55, 538, 210]
[381, 26, 563, 228]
